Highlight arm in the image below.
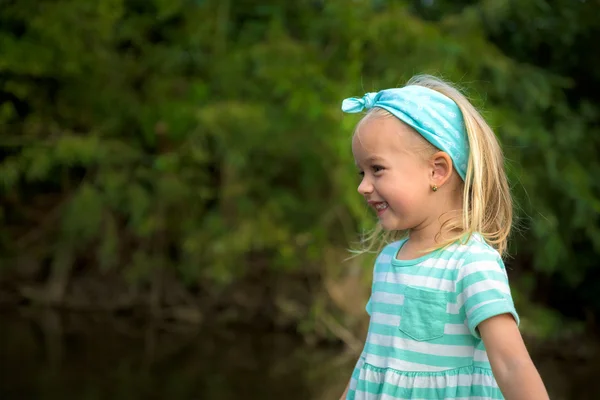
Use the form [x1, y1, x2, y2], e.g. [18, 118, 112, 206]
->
[339, 347, 365, 400]
[339, 335, 368, 400]
[339, 381, 350, 400]
[479, 314, 549, 400]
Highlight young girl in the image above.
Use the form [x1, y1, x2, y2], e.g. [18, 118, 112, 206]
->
[339, 75, 549, 400]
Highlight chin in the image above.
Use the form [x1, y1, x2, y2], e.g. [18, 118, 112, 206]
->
[380, 220, 405, 232]
[379, 215, 412, 232]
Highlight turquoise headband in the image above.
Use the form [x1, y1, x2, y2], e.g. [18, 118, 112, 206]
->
[342, 86, 469, 181]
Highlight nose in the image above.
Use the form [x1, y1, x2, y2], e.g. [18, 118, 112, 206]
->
[357, 176, 373, 196]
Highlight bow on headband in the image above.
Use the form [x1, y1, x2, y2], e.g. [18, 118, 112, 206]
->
[341, 86, 469, 181]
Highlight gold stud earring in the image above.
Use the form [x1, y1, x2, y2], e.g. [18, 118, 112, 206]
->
[432, 185, 438, 192]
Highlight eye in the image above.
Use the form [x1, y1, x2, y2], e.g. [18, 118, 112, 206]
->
[357, 170, 365, 177]
[372, 165, 384, 173]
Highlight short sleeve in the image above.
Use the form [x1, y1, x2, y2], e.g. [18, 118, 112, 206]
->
[364, 241, 402, 317]
[456, 253, 520, 339]
[366, 298, 372, 316]
[365, 261, 377, 316]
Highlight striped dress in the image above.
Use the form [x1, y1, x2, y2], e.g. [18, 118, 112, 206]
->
[347, 234, 519, 400]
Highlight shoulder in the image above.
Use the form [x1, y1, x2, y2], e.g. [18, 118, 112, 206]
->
[370, 240, 404, 271]
[450, 233, 504, 264]
[450, 234, 507, 281]
[376, 240, 405, 263]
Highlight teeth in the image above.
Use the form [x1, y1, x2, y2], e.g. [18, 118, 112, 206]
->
[375, 202, 388, 210]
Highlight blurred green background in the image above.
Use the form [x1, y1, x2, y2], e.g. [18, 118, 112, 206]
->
[1, 0, 600, 399]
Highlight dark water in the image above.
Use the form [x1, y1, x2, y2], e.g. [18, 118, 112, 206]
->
[1, 308, 600, 400]
[0, 309, 350, 400]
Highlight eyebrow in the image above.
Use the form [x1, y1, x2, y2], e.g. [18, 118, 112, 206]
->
[355, 156, 385, 168]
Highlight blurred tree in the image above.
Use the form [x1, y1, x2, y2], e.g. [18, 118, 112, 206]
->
[0, 0, 599, 327]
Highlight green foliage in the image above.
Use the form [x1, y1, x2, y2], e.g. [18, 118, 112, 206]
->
[1, 0, 599, 317]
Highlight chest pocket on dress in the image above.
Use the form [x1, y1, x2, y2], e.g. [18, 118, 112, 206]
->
[399, 286, 447, 341]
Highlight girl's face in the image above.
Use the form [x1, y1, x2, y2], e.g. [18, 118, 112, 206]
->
[352, 115, 434, 231]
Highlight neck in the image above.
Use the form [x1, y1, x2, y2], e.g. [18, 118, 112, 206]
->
[407, 195, 463, 253]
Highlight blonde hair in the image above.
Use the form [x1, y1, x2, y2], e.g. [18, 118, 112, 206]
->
[353, 75, 513, 257]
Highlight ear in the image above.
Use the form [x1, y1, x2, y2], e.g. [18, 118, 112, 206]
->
[429, 151, 453, 188]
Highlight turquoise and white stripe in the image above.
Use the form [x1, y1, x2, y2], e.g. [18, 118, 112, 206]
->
[347, 234, 518, 400]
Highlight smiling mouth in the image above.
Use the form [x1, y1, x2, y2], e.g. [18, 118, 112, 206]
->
[371, 201, 389, 214]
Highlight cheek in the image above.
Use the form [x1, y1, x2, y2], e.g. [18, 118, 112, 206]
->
[382, 175, 428, 207]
